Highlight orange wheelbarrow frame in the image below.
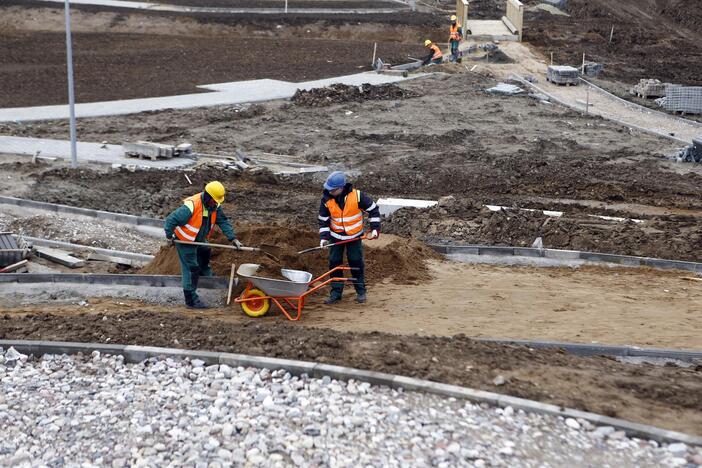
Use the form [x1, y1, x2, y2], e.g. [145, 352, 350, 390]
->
[234, 266, 355, 321]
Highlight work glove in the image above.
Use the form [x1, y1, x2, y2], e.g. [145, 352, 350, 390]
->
[231, 238, 244, 250]
[367, 230, 379, 240]
[166, 235, 175, 246]
[320, 239, 329, 249]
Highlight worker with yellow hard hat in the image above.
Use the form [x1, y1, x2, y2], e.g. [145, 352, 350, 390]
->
[164, 181, 241, 309]
[448, 14, 463, 62]
[422, 39, 443, 66]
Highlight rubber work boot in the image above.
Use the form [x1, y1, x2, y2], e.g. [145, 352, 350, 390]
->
[355, 293, 367, 304]
[324, 296, 341, 305]
[183, 290, 208, 309]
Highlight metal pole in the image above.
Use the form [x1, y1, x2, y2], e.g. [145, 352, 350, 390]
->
[64, 0, 78, 168]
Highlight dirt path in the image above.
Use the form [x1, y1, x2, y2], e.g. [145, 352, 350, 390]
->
[1, 308, 700, 436]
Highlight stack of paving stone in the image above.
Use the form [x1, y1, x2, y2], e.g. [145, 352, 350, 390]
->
[583, 62, 603, 77]
[631, 79, 668, 99]
[546, 66, 580, 85]
[658, 85, 702, 115]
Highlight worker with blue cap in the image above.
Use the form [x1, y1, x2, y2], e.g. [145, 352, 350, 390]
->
[318, 171, 381, 304]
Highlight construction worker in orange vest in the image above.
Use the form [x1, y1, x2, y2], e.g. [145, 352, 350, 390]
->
[448, 15, 463, 62]
[422, 39, 443, 66]
[164, 181, 242, 309]
[318, 171, 380, 304]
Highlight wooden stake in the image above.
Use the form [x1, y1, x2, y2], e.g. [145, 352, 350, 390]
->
[0, 260, 28, 273]
[285, 0, 288, 13]
[609, 26, 614, 44]
[680, 276, 702, 283]
[550, 52, 553, 66]
[372, 42, 377, 68]
[582, 52, 585, 75]
[227, 264, 237, 305]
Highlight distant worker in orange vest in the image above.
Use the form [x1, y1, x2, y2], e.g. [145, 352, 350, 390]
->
[448, 15, 463, 62]
[164, 181, 242, 309]
[318, 171, 380, 304]
[422, 39, 443, 66]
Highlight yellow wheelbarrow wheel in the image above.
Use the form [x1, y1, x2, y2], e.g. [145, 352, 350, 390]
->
[240, 289, 270, 317]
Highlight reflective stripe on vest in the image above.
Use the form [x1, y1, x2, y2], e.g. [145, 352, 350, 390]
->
[174, 193, 218, 243]
[325, 189, 364, 238]
[430, 44, 443, 60]
[450, 24, 461, 41]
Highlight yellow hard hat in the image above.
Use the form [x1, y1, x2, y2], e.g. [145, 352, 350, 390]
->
[450, 15, 457, 21]
[205, 181, 226, 204]
[424, 39, 432, 46]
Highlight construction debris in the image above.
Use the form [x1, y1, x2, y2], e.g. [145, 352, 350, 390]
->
[674, 138, 702, 163]
[86, 252, 141, 267]
[486, 83, 524, 96]
[33, 246, 86, 268]
[123, 141, 193, 160]
[546, 66, 580, 85]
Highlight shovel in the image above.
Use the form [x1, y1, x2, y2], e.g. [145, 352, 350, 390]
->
[297, 236, 367, 255]
[174, 240, 281, 262]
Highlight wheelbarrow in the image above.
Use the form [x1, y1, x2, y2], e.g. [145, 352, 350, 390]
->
[234, 263, 355, 321]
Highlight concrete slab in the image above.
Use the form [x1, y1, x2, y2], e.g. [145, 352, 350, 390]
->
[34, 246, 86, 268]
[0, 72, 423, 123]
[466, 20, 518, 41]
[377, 197, 438, 216]
[0, 136, 194, 169]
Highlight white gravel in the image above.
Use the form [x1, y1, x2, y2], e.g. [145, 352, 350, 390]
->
[1, 348, 700, 467]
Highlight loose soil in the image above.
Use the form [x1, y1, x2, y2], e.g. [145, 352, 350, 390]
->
[141, 227, 440, 285]
[291, 83, 420, 107]
[522, 0, 702, 85]
[0, 308, 700, 436]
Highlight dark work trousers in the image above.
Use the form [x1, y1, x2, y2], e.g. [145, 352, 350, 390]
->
[176, 243, 212, 299]
[328, 237, 365, 299]
[450, 40, 460, 61]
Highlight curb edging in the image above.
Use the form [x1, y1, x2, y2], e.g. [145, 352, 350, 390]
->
[432, 243, 702, 274]
[1, 339, 700, 447]
[0, 273, 228, 289]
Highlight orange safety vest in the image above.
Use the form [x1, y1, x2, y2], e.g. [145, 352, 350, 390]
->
[174, 194, 217, 242]
[449, 23, 462, 41]
[429, 44, 443, 61]
[325, 189, 364, 240]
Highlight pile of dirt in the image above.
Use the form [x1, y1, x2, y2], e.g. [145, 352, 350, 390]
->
[291, 83, 419, 107]
[384, 199, 702, 262]
[1, 310, 700, 436]
[141, 224, 440, 284]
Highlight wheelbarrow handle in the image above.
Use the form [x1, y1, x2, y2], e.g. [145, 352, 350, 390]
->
[174, 239, 259, 252]
[297, 236, 367, 255]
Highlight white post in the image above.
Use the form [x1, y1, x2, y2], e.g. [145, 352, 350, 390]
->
[64, 0, 78, 168]
[581, 52, 585, 75]
[285, 0, 288, 13]
[609, 25, 614, 43]
[586, 85, 590, 115]
[550, 52, 553, 66]
[372, 42, 377, 67]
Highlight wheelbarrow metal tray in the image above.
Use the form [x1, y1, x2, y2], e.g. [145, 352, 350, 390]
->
[236, 263, 312, 297]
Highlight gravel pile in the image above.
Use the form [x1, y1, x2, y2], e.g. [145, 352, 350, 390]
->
[1, 347, 700, 467]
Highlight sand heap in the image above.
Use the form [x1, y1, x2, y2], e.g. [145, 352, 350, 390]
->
[141, 224, 440, 284]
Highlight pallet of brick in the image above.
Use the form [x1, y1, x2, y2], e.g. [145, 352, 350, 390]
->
[662, 86, 702, 115]
[631, 79, 668, 99]
[546, 66, 580, 85]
